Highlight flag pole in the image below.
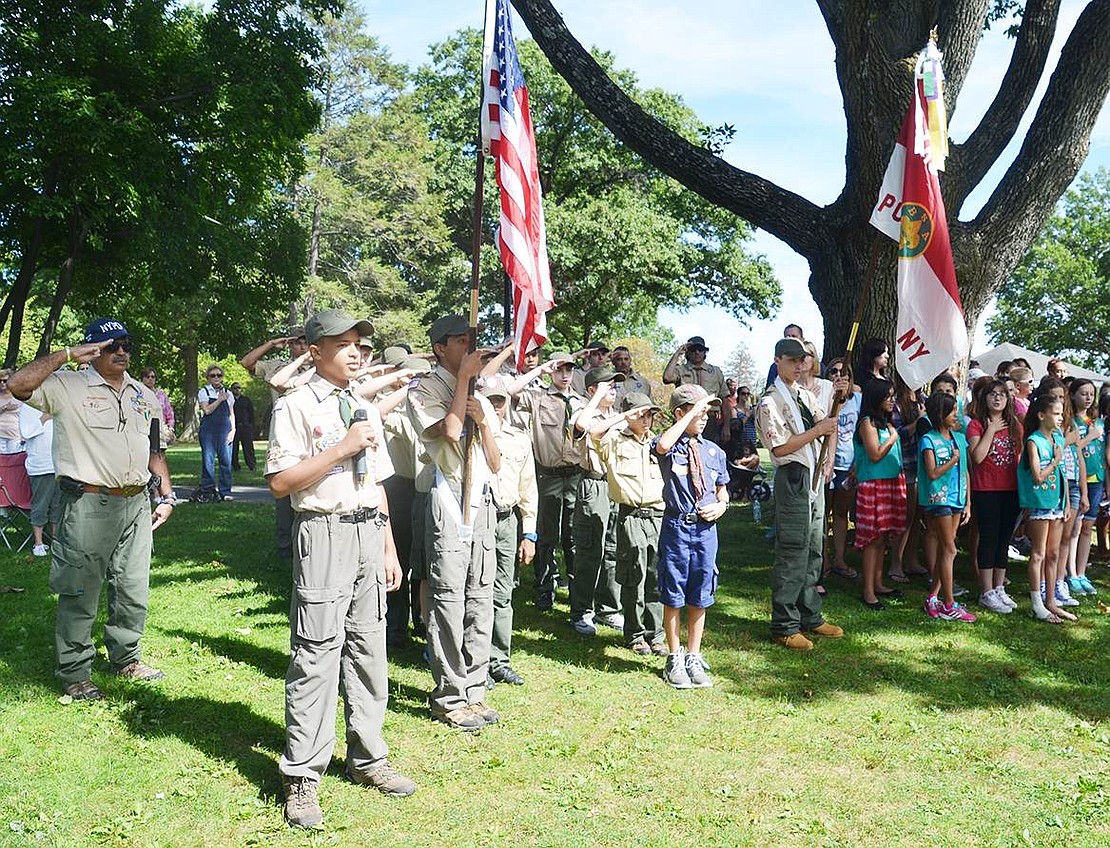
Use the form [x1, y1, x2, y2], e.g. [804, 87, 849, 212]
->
[460, 127, 486, 530]
[811, 235, 882, 492]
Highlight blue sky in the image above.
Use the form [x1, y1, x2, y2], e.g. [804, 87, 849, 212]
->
[363, 1, 1109, 364]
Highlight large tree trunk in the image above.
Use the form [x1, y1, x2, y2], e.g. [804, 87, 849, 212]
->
[178, 343, 200, 439]
[36, 213, 88, 358]
[1, 217, 47, 367]
[512, 0, 1110, 362]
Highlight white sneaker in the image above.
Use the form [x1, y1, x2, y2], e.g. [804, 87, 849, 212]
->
[31, 543, 49, 557]
[995, 587, 1018, 609]
[1055, 580, 1080, 607]
[978, 588, 1012, 614]
[596, 612, 625, 631]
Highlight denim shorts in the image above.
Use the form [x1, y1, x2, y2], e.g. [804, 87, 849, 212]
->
[1028, 508, 1065, 520]
[923, 505, 959, 518]
[829, 469, 853, 492]
[1084, 481, 1104, 522]
[1068, 479, 1081, 510]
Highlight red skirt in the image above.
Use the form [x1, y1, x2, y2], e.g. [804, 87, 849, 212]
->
[854, 475, 908, 548]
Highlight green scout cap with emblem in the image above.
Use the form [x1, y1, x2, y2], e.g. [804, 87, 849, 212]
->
[620, 391, 661, 414]
[429, 315, 470, 346]
[686, 336, 708, 351]
[304, 309, 373, 344]
[585, 368, 625, 389]
[774, 337, 808, 359]
[669, 383, 722, 411]
[479, 374, 511, 399]
[401, 355, 431, 373]
[585, 340, 609, 353]
[548, 351, 575, 366]
[382, 345, 410, 366]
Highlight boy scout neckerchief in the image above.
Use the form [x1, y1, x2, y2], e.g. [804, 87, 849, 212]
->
[773, 376, 821, 473]
[688, 436, 705, 503]
[332, 388, 355, 427]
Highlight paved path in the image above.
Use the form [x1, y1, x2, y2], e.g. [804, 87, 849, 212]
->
[170, 485, 273, 505]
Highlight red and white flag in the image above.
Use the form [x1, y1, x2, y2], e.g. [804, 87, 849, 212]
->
[482, 0, 553, 370]
[869, 62, 967, 389]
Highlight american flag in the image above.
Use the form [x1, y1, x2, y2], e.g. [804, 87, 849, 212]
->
[481, 0, 553, 369]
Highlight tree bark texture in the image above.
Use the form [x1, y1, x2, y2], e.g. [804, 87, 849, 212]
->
[512, 0, 1110, 361]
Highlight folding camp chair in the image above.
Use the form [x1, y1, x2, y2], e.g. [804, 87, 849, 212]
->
[0, 451, 34, 552]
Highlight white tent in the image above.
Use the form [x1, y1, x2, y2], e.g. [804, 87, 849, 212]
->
[972, 342, 1110, 386]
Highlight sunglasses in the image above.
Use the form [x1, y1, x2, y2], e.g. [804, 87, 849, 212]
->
[827, 367, 845, 376]
[104, 339, 132, 353]
[208, 372, 224, 378]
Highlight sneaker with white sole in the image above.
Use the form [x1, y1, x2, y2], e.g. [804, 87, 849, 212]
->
[1055, 580, 1080, 607]
[596, 612, 625, 631]
[1067, 576, 1086, 596]
[684, 652, 713, 688]
[938, 601, 976, 622]
[952, 584, 969, 598]
[571, 617, 597, 636]
[995, 587, 1019, 609]
[31, 544, 49, 557]
[1080, 576, 1097, 595]
[924, 595, 941, 619]
[663, 649, 693, 689]
[978, 588, 1011, 614]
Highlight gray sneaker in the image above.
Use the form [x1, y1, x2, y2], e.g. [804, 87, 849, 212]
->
[684, 651, 713, 688]
[282, 776, 323, 828]
[663, 649, 693, 689]
[571, 616, 597, 636]
[346, 760, 416, 797]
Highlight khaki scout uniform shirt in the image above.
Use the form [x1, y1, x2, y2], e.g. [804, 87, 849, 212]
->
[256, 357, 314, 404]
[516, 386, 585, 468]
[491, 423, 538, 534]
[27, 368, 166, 488]
[406, 365, 499, 486]
[614, 371, 652, 402]
[671, 362, 729, 398]
[383, 396, 435, 493]
[265, 375, 392, 513]
[595, 426, 665, 508]
[755, 380, 827, 471]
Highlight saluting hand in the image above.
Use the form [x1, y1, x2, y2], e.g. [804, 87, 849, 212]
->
[67, 342, 110, 364]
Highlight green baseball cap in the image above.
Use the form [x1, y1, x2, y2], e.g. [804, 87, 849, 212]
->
[620, 392, 661, 414]
[669, 383, 722, 411]
[429, 315, 470, 346]
[774, 337, 808, 358]
[585, 368, 625, 389]
[304, 309, 373, 344]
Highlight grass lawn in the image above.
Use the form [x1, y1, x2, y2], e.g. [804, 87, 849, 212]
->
[2, 447, 1110, 845]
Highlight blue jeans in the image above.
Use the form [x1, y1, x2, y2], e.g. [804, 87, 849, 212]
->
[199, 422, 232, 497]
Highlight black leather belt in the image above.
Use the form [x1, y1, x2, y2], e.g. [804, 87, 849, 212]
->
[338, 507, 378, 524]
[618, 505, 665, 519]
[538, 464, 581, 477]
[665, 510, 703, 524]
[496, 508, 514, 520]
[582, 471, 606, 481]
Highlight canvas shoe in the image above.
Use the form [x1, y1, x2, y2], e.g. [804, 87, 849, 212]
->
[1055, 580, 1080, 607]
[978, 588, 1011, 614]
[1079, 576, 1097, 595]
[31, 543, 49, 557]
[282, 776, 323, 828]
[663, 649, 694, 689]
[938, 601, 976, 622]
[346, 760, 416, 797]
[1067, 576, 1086, 596]
[923, 595, 941, 619]
[684, 652, 713, 688]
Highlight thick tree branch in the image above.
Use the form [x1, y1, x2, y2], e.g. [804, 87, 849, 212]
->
[946, 0, 1061, 212]
[511, 0, 826, 258]
[974, 0, 1110, 270]
[936, 0, 991, 105]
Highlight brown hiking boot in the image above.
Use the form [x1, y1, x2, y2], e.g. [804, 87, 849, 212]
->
[430, 706, 484, 731]
[113, 661, 165, 682]
[772, 633, 814, 652]
[282, 776, 323, 828]
[467, 702, 500, 725]
[62, 679, 104, 701]
[804, 622, 845, 639]
[346, 760, 416, 797]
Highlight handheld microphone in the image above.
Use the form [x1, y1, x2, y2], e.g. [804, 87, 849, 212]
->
[351, 407, 368, 486]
